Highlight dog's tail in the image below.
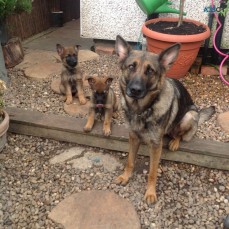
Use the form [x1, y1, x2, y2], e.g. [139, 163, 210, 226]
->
[198, 106, 215, 125]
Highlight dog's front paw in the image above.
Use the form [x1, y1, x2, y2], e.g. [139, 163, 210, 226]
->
[65, 97, 73, 105]
[144, 188, 157, 205]
[83, 126, 92, 132]
[79, 97, 87, 105]
[114, 175, 129, 185]
[169, 138, 180, 151]
[103, 128, 111, 136]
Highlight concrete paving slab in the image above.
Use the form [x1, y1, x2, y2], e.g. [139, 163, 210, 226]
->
[50, 147, 122, 172]
[217, 111, 229, 133]
[49, 147, 85, 164]
[70, 157, 93, 170]
[80, 151, 122, 172]
[23, 20, 94, 51]
[48, 190, 141, 229]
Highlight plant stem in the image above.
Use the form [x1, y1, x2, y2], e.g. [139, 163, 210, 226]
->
[177, 0, 185, 27]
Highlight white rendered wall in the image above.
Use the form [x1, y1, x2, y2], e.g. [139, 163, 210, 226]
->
[81, 0, 228, 48]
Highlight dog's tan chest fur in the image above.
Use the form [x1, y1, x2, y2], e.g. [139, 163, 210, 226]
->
[121, 80, 178, 143]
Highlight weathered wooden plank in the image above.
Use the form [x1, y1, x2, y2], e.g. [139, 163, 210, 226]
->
[6, 107, 229, 170]
[6, 0, 51, 41]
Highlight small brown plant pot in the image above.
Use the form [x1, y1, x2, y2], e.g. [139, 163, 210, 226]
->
[0, 110, 9, 152]
[142, 18, 211, 79]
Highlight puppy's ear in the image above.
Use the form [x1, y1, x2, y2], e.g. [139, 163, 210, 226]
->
[115, 35, 131, 63]
[87, 77, 95, 88]
[56, 44, 64, 56]
[74, 45, 81, 52]
[158, 43, 181, 71]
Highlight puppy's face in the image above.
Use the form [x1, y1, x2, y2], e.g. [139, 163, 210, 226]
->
[115, 35, 180, 99]
[56, 44, 80, 68]
[87, 75, 113, 107]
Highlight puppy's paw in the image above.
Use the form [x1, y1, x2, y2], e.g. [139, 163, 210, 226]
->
[114, 175, 129, 185]
[169, 139, 180, 151]
[83, 126, 92, 132]
[61, 95, 66, 102]
[144, 189, 157, 205]
[65, 98, 73, 105]
[79, 97, 87, 105]
[103, 128, 111, 136]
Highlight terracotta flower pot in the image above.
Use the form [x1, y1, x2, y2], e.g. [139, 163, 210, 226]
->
[0, 110, 9, 152]
[142, 18, 211, 79]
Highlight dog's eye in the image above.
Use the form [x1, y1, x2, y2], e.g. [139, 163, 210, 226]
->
[145, 66, 155, 75]
[128, 64, 135, 71]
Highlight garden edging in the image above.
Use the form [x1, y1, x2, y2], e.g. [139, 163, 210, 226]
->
[6, 107, 229, 170]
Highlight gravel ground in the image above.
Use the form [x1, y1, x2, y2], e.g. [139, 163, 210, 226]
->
[1, 53, 229, 228]
[1, 133, 229, 228]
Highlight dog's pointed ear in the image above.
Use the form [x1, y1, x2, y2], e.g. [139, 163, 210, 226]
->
[74, 45, 81, 52]
[115, 35, 131, 63]
[56, 44, 64, 56]
[87, 76, 96, 88]
[158, 43, 181, 70]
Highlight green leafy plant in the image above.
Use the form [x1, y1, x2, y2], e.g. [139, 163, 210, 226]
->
[219, 1, 229, 17]
[0, 0, 32, 21]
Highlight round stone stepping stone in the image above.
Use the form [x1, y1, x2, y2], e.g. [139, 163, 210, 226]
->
[24, 62, 62, 80]
[217, 111, 229, 133]
[50, 77, 62, 94]
[64, 98, 90, 116]
[48, 190, 141, 229]
[16, 49, 99, 80]
[51, 77, 91, 116]
[16, 50, 60, 69]
[79, 49, 100, 62]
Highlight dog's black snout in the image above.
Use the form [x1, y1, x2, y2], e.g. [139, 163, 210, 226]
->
[130, 86, 142, 96]
[95, 92, 106, 105]
[66, 56, 78, 67]
[127, 78, 146, 99]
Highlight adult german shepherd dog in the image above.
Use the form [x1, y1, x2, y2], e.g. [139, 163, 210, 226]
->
[115, 35, 215, 204]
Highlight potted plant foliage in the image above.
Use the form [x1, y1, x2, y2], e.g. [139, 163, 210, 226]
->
[138, 0, 211, 79]
[0, 0, 32, 83]
[0, 0, 33, 43]
[0, 79, 9, 152]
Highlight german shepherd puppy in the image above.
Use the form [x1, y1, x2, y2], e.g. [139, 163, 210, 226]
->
[115, 35, 215, 204]
[83, 74, 118, 136]
[56, 44, 87, 105]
